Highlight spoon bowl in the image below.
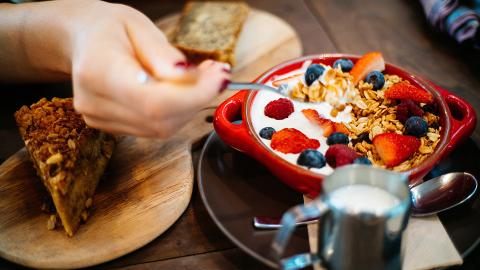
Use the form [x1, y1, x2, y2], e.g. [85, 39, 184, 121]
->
[411, 172, 478, 216]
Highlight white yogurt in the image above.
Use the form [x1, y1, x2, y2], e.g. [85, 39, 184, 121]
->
[250, 66, 354, 175]
[328, 184, 401, 214]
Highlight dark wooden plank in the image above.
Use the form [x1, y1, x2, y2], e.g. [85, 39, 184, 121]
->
[244, 0, 336, 54]
[307, 0, 480, 143]
[117, 248, 270, 270]
[121, 0, 336, 54]
[307, 1, 480, 269]
[112, 0, 186, 20]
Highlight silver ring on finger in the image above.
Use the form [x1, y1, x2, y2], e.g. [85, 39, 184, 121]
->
[137, 70, 150, 85]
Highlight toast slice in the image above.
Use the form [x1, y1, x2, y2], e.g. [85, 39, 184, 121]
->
[172, 1, 249, 66]
[14, 98, 115, 236]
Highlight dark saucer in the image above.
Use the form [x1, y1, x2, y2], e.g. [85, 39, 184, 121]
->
[198, 132, 480, 268]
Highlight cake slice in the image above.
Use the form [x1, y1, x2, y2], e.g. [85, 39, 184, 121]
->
[14, 98, 115, 236]
[172, 1, 250, 66]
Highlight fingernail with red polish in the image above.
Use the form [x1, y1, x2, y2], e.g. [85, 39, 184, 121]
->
[222, 64, 231, 73]
[174, 61, 191, 70]
[219, 79, 231, 93]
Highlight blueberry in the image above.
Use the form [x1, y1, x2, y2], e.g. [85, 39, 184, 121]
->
[365, 71, 385, 90]
[304, 64, 325, 86]
[326, 132, 349, 145]
[422, 102, 438, 114]
[333, 59, 354, 72]
[354, 156, 372, 165]
[405, 116, 428, 137]
[259, 127, 276, 140]
[297, 149, 326, 169]
[351, 132, 371, 145]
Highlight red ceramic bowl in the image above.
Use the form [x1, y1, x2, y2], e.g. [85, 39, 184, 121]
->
[214, 54, 476, 198]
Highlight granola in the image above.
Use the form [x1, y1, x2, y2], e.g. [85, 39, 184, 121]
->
[345, 75, 441, 171]
[257, 53, 441, 173]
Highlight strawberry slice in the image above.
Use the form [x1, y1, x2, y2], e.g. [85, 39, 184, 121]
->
[350, 52, 385, 85]
[272, 73, 303, 87]
[372, 133, 420, 167]
[333, 122, 350, 135]
[301, 109, 350, 137]
[271, 128, 320, 154]
[302, 109, 334, 136]
[384, 82, 433, 103]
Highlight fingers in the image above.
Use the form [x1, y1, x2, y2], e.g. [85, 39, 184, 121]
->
[70, 7, 231, 139]
[125, 11, 187, 80]
[92, 51, 229, 118]
[83, 115, 152, 137]
[76, 89, 199, 138]
[74, 91, 155, 133]
[82, 107, 198, 138]
[138, 61, 230, 118]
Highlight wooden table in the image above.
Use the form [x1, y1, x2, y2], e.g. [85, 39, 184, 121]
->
[1, 0, 479, 269]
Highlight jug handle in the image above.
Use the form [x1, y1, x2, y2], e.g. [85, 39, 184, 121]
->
[271, 199, 329, 270]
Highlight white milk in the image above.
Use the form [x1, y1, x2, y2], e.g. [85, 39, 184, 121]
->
[250, 64, 353, 175]
[328, 184, 401, 214]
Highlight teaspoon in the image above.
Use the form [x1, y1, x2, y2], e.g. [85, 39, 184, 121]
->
[253, 172, 478, 229]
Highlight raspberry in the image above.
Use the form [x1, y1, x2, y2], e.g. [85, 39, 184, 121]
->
[403, 99, 423, 117]
[264, 98, 294, 120]
[325, 144, 359, 168]
[271, 128, 320, 154]
[396, 99, 423, 124]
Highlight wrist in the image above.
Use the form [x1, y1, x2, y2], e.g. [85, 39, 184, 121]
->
[21, 1, 78, 78]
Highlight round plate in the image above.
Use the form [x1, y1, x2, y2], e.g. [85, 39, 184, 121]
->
[198, 132, 480, 268]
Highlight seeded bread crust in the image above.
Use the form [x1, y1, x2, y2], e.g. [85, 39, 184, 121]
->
[14, 98, 115, 236]
[172, 1, 249, 66]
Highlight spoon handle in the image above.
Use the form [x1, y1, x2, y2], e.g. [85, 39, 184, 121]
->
[227, 82, 280, 93]
[253, 216, 317, 229]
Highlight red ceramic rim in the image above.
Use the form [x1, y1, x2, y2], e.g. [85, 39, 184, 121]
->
[243, 54, 452, 184]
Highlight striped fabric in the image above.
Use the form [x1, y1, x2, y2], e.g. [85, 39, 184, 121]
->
[420, 0, 480, 48]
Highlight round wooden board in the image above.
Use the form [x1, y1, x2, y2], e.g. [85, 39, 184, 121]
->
[155, 8, 303, 106]
[0, 108, 214, 269]
[0, 9, 302, 269]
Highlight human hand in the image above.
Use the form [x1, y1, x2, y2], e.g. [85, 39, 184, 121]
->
[67, 1, 230, 137]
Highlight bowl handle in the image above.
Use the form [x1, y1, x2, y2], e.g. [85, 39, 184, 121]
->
[214, 90, 257, 154]
[434, 84, 477, 155]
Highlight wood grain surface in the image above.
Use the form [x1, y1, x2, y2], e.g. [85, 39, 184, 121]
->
[0, 0, 479, 269]
[0, 108, 215, 269]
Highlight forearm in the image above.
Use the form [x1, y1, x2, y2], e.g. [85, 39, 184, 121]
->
[0, 1, 75, 82]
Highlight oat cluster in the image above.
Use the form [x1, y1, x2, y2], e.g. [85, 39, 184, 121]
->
[291, 67, 364, 116]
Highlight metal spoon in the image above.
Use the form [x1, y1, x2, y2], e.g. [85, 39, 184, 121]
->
[253, 172, 478, 229]
[227, 82, 292, 98]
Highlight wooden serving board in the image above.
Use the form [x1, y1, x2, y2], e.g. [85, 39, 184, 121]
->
[0, 9, 302, 269]
[0, 108, 215, 269]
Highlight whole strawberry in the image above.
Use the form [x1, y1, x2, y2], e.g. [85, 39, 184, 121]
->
[264, 98, 294, 120]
